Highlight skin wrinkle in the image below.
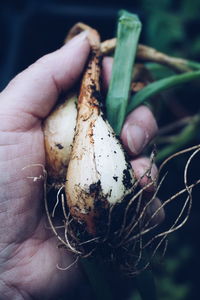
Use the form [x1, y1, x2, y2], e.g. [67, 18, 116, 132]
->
[1, 235, 77, 299]
[0, 192, 29, 211]
[0, 162, 42, 186]
[0, 176, 43, 245]
[0, 123, 41, 150]
[50, 72, 62, 97]
[0, 243, 19, 266]
[0, 177, 37, 198]
[0, 227, 51, 291]
[0, 113, 37, 132]
[0, 141, 43, 186]
[2, 237, 50, 271]
[19, 240, 52, 268]
[9, 111, 41, 132]
[0, 278, 31, 300]
[0, 131, 27, 146]
[0, 101, 39, 129]
[0, 151, 39, 167]
[0, 195, 38, 219]
[0, 211, 41, 245]
[0, 219, 52, 267]
[0, 196, 33, 218]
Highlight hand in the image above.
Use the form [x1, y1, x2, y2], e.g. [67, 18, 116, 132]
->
[0, 32, 162, 299]
[0, 31, 90, 300]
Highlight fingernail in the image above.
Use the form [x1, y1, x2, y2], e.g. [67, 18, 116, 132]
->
[65, 31, 88, 47]
[126, 125, 146, 155]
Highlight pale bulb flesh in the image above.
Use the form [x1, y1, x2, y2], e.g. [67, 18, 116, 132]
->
[43, 94, 77, 187]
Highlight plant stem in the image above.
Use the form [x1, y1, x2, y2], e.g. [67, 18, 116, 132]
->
[127, 70, 200, 114]
[157, 116, 194, 136]
[156, 114, 200, 162]
[106, 10, 141, 135]
[186, 60, 200, 70]
[101, 39, 200, 73]
[136, 44, 191, 73]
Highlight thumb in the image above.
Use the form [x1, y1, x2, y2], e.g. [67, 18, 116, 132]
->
[0, 31, 90, 130]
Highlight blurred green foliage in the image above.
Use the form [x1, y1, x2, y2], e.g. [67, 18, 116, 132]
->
[141, 0, 200, 59]
[131, 1, 200, 300]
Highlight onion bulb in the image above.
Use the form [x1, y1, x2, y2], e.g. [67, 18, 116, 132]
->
[43, 94, 77, 187]
[43, 25, 136, 236]
[64, 27, 135, 235]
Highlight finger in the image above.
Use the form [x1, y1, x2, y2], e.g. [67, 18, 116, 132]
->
[130, 156, 158, 192]
[131, 157, 165, 225]
[121, 106, 158, 156]
[145, 198, 165, 225]
[0, 31, 90, 129]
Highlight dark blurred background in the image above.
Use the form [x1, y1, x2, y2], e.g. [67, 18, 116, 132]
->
[1, 1, 200, 299]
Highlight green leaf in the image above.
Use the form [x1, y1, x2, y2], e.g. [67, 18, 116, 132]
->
[156, 115, 200, 162]
[106, 10, 142, 135]
[127, 70, 200, 114]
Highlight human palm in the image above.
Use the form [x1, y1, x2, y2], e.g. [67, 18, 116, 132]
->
[0, 33, 158, 299]
[0, 123, 76, 299]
